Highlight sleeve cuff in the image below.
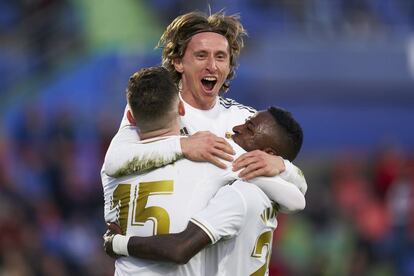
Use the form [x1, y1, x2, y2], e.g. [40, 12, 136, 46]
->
[190, 218, 219, 244]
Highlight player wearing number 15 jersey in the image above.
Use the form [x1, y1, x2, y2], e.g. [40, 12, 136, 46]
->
[105, 140, 245, 275]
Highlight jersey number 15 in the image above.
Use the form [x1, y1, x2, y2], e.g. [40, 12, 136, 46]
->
[111, 180, 173, 235]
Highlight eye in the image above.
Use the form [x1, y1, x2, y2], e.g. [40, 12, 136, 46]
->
[246, 121, 254, 134]
[195, 52, 207, 59]
[216, 53, 227, 61]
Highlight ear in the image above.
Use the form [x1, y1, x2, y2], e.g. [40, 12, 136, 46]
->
[178, 100, 185, 116]
[264, 147, 277, 156]
[173, 58, 184, 73]
[127, 110, 136, 126]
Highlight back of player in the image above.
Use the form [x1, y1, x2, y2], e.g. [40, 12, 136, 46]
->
[192, 180, 277, 276]
[103, 155, 229, 276]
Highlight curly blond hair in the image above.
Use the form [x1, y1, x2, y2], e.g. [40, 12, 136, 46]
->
[158, 11, 247, 93]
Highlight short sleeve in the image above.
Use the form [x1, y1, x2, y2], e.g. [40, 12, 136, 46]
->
[190, 185, 247, 244]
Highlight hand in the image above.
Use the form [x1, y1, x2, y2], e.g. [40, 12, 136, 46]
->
[180, 131, 235, 169]
[103, 223, 122, 259]
[232, 150, 285, 180]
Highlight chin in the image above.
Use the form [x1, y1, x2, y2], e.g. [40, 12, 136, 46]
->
[232, 135, 240, 146]
[202, 89, 218, 97]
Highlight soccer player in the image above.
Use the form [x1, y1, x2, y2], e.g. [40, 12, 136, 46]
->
[103, 66, 305, 275]
[102, 11, 306, 190]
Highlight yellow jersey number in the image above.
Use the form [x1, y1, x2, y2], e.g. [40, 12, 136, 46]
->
[250, 231, 273, 276]
[111, 180, 173, 235]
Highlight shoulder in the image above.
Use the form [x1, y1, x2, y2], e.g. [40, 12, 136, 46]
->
[230, 181, 272, 210]
[175, 158, 230, 180]
[218, 96, 257, 114]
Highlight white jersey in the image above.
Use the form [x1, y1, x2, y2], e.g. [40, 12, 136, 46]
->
[191, 180, 277, 276]
[103, 96, 255, 178]
[103, 136, 239, 276]
[179, 95, 256, 136]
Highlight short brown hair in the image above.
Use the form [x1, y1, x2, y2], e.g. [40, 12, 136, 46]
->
[126, 66, 179, 132]
[158, 11, 247, 93]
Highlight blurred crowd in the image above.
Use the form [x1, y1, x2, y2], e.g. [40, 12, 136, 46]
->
[1, 0, 414, 275]
[0, 106, 116, 275]
[0, 0, 81, 94]
[151, 0, 414, 37]
[271, 148, 414, 275]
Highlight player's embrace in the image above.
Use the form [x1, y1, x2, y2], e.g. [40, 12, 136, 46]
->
[101, 10, 308, 276]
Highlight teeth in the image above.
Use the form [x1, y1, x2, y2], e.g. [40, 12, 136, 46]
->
[203, 77, 217, 81]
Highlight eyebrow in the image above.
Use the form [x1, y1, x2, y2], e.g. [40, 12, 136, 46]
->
[194, 50, 207, 55]
[245, 119, 255, 128]
[215, 50, 228, 56]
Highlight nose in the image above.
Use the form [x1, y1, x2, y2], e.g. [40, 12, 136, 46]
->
[232, 124, 243, 134]
[206, 56, 217, 72]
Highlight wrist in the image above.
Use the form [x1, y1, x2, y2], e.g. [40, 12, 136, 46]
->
[112, 234, 130, 256]
[180, 137, 189, 157]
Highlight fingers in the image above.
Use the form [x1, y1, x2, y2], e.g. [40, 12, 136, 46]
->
[107, 222, 122, 234]
[198, 147, 233, 169]
[211, 146, 234, 162]
[232, 151, 259, 171]
[214, 137, 235, 155]
[233, 150, 283, 179]
[240, 168, 268, 181]
[103, 231, 118, 259]
[208, 137, 234, 164]
[237, 161, 263, 179]
[205, 156, 227, 169]
[182, 131, 235, 166]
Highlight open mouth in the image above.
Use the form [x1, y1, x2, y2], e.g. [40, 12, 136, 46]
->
[201, 77, 217, 92]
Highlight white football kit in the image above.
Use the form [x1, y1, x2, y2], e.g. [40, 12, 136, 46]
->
[103, 96, 307, 199]
[101, 96, 307, 275]
[103, 137, 240, 275]
[103, 136, 292, 275]
[192, 180, 277, 276]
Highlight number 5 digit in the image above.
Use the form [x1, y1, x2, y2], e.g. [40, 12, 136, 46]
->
[132, 180, 173, 235]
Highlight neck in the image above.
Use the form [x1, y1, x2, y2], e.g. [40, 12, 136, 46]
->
[139, 125, 180, 140]
[180, 90, 216, 110]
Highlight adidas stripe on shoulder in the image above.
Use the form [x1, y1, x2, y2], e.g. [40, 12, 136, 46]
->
[219, 97, 256, 114]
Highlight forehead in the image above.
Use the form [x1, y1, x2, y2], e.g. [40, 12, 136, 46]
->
[187, 32, 229, 53]
[250, 111, 275, 125]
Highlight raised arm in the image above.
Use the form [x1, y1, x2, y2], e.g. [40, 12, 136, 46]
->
[104, 108, 235, 177]
[103, 127, 183, 177]
[104, 222, 211, 264]
[249, 175, 305, 213]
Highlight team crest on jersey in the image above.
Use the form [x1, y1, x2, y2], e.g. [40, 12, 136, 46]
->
[260, 202, 278, 224]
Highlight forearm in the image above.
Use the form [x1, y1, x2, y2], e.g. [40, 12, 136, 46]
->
[280, 160, 308, 195]
[117, 223, 210, 264]
[250, 176, 306, 213]
[128, 234, 199, 264]
[104, 131, 183, 177]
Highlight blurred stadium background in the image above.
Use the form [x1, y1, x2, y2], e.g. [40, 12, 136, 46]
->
[1, 0, 414, 275]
